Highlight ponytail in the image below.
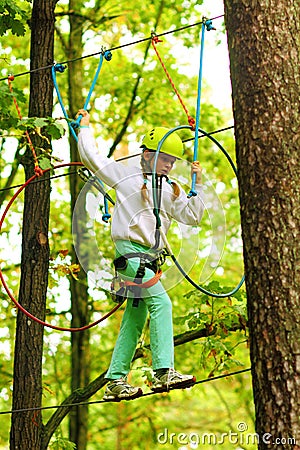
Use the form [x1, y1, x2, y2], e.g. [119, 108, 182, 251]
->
[167, 179, 180, 198]
[141, 176, 149, 202]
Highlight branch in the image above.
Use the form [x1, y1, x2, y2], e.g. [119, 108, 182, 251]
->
[55, 10, 120, 23]
[54, 24, 69, 54]
[42, 322, 244, 448]
[107, 76, 141, 158]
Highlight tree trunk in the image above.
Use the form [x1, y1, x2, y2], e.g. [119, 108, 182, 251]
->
[10, 0, 56, 448]
[68, 1, 90, 448]
[224, 0, 300, 448]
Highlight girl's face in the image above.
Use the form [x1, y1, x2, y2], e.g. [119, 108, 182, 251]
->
[143, 150, 176, 175]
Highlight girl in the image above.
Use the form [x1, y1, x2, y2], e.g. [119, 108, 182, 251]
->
[77, 109, 204, 401]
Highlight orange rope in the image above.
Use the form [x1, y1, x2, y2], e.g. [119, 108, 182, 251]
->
[8, 75, 43, 176]
[151, 35, 195, 130]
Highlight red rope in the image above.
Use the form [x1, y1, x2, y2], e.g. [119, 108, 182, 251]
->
[151, 36, 196, 129]
[7, 75, 43, 177]
[0, 162, 122, 332]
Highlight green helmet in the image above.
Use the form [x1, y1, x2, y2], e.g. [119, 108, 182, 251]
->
[141, 127, 184, 159]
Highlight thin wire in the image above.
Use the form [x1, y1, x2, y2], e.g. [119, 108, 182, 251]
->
[0, 367, 250, 416]
[0, 15, 224, 82]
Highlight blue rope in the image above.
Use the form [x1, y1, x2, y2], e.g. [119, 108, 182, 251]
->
[51, 64, 78, 142]
[188, 18, 214, 198]
[71, 50, 112, 129]
[52, 50, 113, 221]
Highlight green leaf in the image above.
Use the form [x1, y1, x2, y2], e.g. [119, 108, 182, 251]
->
[33, 118, 49, 128]
[10, 18, 25, 36]
[46, 123, 65, 140]
[38, 157, 52, 170]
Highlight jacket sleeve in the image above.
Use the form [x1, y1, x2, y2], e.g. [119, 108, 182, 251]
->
[77, 127, 126, 187]
[169, 184, 205, 226]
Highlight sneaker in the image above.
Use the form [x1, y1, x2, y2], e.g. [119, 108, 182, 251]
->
[151, 369, 196, 393]
[103, 377, 143, 402]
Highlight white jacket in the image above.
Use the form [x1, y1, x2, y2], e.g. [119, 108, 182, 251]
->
[78, 127, 204, 250]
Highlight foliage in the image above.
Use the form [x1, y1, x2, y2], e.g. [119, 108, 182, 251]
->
[0, 0, 31, 36]
[49, 429, 76, 450]
[177, 282, 248, 375]
[0, 83, 25, 130]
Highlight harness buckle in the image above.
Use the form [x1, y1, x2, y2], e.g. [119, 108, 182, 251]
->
[110, 276, 127, 304]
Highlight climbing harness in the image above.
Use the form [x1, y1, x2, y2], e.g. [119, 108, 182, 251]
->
[111, 251, 167, 307]
[51, 49, 113, 222]
[0, 162, 123, 332]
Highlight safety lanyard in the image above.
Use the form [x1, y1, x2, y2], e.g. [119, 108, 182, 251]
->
[51, 50, 113, 221]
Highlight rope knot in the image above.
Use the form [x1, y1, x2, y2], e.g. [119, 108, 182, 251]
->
[203, 18, 216, 31]
[70, 120, 80, 130]
[34, 165, 44, 177]
[102, 213, 111, 223]
[103, 50, 112, 61]
[151, 33, 163, 44]
[53, 63, 66, 73]
[188, 116, 196, 130]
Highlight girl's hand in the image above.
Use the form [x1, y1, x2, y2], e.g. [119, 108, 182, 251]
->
[76, 109, 90, 127]
[191, 161, 202, 184]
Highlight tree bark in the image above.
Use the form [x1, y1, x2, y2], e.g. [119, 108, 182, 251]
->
[10, 0, 56, 448]
[224, 0, 300, 448]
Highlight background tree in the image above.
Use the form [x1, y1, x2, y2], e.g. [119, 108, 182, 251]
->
[66, 1, 92, 446]
[224, 0, 300, 447]
[9, 0, 57, 448]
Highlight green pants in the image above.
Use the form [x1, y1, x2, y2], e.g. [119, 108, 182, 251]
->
[106, 240, 174, 379]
